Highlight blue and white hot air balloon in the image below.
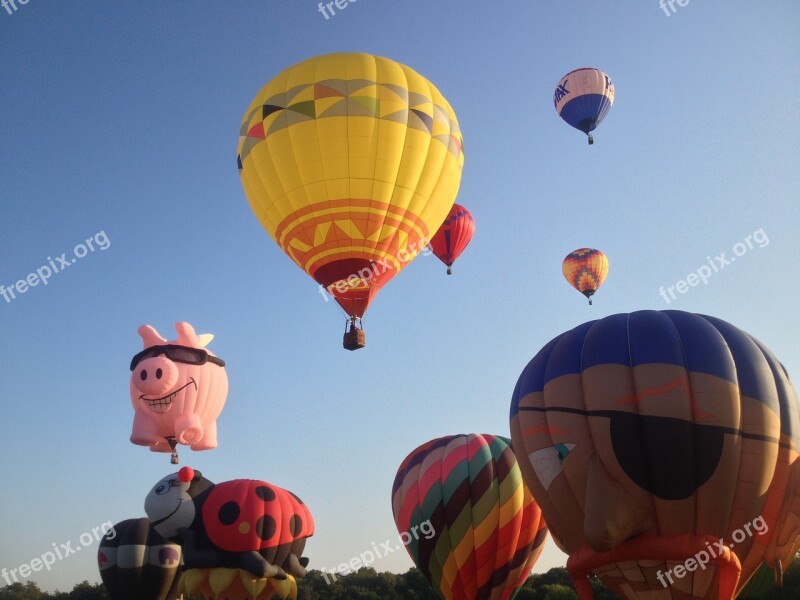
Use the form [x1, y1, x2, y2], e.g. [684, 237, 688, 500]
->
[554, 68, 615, 145]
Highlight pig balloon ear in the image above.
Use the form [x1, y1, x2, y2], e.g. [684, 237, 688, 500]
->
[138, 325, 167, 348]
[175, 322, 200, 347]
[197, 334, 214, 348]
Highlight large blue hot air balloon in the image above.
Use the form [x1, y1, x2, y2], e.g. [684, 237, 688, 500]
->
[554, 68, 615, 144]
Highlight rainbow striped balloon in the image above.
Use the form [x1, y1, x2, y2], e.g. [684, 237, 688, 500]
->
[562, 248, 609, 305]
[392, 434, 547, 600]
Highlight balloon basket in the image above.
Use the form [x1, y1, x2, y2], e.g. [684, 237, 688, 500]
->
[343, 329, 366, 351]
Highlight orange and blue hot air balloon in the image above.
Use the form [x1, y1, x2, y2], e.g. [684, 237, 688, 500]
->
[562, 248, 608, 305]
[429, 203, 475, 275]
[510, 310, 800, 600]
[554, 68, 614, 145]
[392, 433, 547, 600]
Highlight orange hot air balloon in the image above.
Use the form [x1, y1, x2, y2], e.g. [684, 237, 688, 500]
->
[392, 434, 548, 600]
[561, 248, 608, 305]
[510, 311, 800, 600]
[237, 53, 464, 349]
[429, 203, 475, 275]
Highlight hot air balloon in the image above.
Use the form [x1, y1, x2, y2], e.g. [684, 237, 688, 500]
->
[237, 52, 464, 350]
[98, 518, 183, 600]
[392, 433, 548, 600]
[562, 248, 608, 305]
[509, 310, 800, 600]
[554, 68, 614, 144]
[429, 203, 475, 275]
[180, 568, 297, 600]
[129, 322, 228, 464]
[145, 467, 314, 580]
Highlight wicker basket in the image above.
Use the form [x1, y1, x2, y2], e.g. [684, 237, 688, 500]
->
[343, 329, 366, 351]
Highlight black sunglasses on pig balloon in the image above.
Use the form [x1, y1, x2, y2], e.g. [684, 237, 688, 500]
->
[130, 344, 226, 371]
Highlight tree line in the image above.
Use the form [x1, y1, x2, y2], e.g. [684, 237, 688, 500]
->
[2, 558, 799, 600]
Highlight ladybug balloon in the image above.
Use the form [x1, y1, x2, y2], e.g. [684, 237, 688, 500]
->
[145, 467, 314, 579]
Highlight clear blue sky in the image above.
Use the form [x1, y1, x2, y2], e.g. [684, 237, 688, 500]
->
[1, 0, 798, 592]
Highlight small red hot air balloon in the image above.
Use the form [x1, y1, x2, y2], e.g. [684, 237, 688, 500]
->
[429, 203, 475, 275]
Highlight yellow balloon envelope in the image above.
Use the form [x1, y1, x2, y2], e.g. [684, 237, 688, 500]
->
[237, 52, 464, 324]
[180, 568, 297, 600]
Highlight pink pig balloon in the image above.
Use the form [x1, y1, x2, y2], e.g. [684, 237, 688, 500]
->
[130, 322, 228, 461]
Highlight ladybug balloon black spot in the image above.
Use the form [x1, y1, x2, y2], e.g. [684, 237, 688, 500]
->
[255, 486, 276, 501]
[290, 515, 303, 537]
[218, 501, 240, 526]
[256, 515, 277, 540]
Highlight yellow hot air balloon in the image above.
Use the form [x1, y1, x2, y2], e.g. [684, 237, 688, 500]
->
[237, 52, 464, 349]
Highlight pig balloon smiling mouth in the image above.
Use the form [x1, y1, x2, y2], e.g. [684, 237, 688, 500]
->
[129, 322, 229, 463]
[140, 378, 198, 414]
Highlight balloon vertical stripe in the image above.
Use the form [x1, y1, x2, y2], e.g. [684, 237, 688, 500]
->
[392, 434, 547, 599]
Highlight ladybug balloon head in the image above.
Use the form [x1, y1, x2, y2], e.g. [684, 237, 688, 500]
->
[145, 467, 212, 539]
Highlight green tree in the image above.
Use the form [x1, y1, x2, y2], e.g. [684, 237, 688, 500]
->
[0, 582, 46, 600]
[64, 581, 107, 600]
[540, 584, 578, 600]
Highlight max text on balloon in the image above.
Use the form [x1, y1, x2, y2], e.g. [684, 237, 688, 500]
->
[553, 81, 570, 108]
